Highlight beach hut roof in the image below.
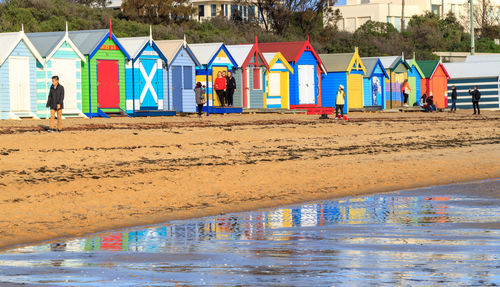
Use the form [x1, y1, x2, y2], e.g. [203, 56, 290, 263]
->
[262, 52, 293, 73]
[189, 42, 224, 65]
[365, 56, 410, 70]
[0, 31, 44, 66]
[27, 27, 86, 63]
[257, 40, 326, 73]
[360, 57, 389, 79]
[117, 37, 150, 59]
[417, 60, 450, 79]
[465, 54, 500, 62]
[155, 39, 200, 66]
[67, 29, 109, 55]
[226, 44, 254, 66]
[319, 53, 354, 72]
[444, 62, 500, 78]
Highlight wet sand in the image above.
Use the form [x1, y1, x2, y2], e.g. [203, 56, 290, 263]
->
[0, 110, 499, 250]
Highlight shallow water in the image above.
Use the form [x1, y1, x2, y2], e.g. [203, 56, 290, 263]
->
[1, 180, 500, 286]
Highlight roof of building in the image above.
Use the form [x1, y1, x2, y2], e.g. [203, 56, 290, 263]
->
[258, 41, 308, 62]
[465, 54, 500, 62]
[318, 53, 355, 72]
[364, 56, 409, 70]
[0, 31, 44, 66]
[117, 37, 150, 59]
[407, 58, 425, 78]
[444, 61, 500, 78]
[155, 39, 184, 63]
[26, 32, 65, 57]
[67, 29, 109, 55]
[360, 57, 389, 78]
[189, 42, 224, 65]
[226, 44, 254, 66]
[262, 52, 293, 72]
[417, 60, 440, 78]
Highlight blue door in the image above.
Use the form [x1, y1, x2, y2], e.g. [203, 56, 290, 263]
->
[139, 59, 159, 110]
[172, 66, 183, 111]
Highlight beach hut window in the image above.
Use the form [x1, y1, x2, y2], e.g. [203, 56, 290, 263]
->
[253, 68, 262, 90]
[183, 66, 192, 89]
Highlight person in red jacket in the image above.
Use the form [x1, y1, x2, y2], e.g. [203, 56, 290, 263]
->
[214, 71, 227, 107]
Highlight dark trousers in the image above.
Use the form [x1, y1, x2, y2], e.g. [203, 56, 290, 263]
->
[403, 93, 409, 105]
[197, 104, 204, 115]
[335, 105, 344, 117]
[226, 89, 234, 106]
[473, 101, 480, 114]
[215, 90, 225, 107]
[451, 99, 457, 111]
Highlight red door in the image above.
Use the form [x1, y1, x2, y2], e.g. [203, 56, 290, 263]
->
[97, 60, 119, 108]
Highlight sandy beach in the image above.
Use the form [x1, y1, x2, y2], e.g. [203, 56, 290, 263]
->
[0, 110, 499, 250]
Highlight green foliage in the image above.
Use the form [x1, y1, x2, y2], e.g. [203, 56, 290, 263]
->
[1, 0, 500, 59]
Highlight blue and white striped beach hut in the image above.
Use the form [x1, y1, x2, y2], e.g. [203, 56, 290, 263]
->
[444, 61, 500, 110]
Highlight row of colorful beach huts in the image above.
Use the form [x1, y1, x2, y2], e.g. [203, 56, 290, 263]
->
[1, 24, 499, 119]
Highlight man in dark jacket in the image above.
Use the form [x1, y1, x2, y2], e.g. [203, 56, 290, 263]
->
[46, 75, 65, 132]
[468, 85, 481, 115]
[226, 71, 236, 107]
[450, 85, 457, 112]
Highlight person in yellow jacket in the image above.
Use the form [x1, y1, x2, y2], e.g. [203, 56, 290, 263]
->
[335, 85, 345, 119]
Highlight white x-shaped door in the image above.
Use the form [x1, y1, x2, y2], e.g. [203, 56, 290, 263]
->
[138, 60, 158, 108]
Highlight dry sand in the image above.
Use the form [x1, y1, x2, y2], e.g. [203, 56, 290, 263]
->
[0, 110, 499, 250]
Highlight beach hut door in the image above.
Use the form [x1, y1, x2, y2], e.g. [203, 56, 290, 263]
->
[267, 72, 281, 108]
[298, 65, 315, 104]
[138, 59, 159, 110]
[52, 59, 78, 111]
[97, 60, 120, 109]
[9, 57, 31, 112]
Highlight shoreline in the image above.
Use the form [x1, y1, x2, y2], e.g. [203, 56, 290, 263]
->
[2, 177, 500, 252]
[0, 112, 499, 251]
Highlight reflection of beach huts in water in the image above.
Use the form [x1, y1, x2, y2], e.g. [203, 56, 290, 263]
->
[407, 57, 425, 106]
[361, 57, 389, 109]
[417, 60, 450, 109]
[262, 52, 294, 109]
[226, 42, 268, 109]
[368, 56, 410, 109]
[319, 49, 366, 113]
[444, 61, 500, 110]
[0, 30, 44, 119]
[27, 27, 87, 118]
[258, 40, 327, 114]
[190, 43, 240, 114]
[156, 38, 201, 113]
[69, 29, 131, 117]
[119, 35, 172, 116]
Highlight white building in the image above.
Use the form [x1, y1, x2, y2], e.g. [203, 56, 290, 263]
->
[325, 0, 473, 32]
[191, 0, 265, 22]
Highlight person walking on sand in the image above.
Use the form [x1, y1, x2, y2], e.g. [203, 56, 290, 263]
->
[469, 85, 481, 115]
[450, 86, 457, 113]
[194, 82, 206, 117]
[401, 79, 411, 107]
[46, 75, 64, 133]
[214, 71, 226, 107]
[226, 71, 236, 107]
[335, 85, 345, 119]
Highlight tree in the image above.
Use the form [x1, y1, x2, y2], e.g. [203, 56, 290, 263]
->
[121, 0, 195, 24]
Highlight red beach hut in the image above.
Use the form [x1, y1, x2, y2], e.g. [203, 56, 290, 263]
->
[417, 60, 451, 109]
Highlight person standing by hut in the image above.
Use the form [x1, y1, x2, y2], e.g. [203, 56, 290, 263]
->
[226, 71, 236, 107]
[450, 85, 458, 113]
[214, 71, 226, 107]
[401, 79, 411, 107]
[335, 85, 346, 119]
[469, 85, 481, 115]
[194, 82, 206, 117]
[46, 75, 64, 133]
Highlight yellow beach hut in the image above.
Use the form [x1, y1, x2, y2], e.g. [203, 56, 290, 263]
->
[262, 52, 294, 109]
